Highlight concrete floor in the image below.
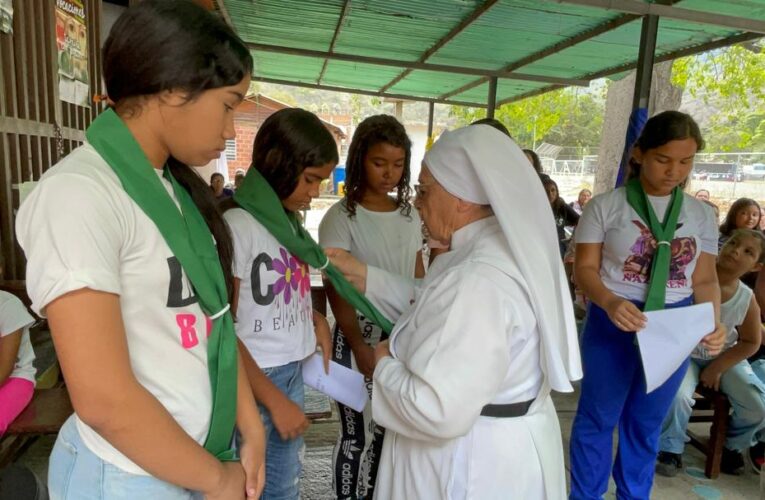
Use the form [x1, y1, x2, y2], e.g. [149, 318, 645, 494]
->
[14, 389, 763, 499]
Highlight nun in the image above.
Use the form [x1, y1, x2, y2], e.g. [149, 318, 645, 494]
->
[326, 125, 582, 499]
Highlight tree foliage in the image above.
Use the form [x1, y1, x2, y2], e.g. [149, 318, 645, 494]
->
[449, 86, 605, 152]
[672, 43, 765, 152]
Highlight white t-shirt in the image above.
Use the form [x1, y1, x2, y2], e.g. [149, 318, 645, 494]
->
[319, 200, 422, 345]
[576, 187, 718, 304]
[319, 200, 422, 279]
[16, 144, 212, 475]
[224, 208, 315, 369]
[693, 281, 753, 360]
[0, 291, 36, 383]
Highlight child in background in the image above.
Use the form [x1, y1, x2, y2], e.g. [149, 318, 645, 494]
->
[0, 287, 36, 435]
[719, 198, 762, 250]
[657, 229, 765, 476]
[571, 188, 592, 215]
[319, 115, 424, 499]
[542, 176, 579, 258]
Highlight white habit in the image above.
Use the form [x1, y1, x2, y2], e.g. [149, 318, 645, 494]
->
[364, 125, 581, 500]
[368, 218, 565, 500]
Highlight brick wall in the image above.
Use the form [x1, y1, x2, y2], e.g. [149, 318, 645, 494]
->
[227, 98, 346, 180]
[228, 121, 257, 177]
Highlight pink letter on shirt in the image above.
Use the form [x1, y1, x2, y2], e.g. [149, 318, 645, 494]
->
[177, 314, 199, 349]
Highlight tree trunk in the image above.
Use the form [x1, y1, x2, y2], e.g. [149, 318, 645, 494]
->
[593, 61, 683, 194]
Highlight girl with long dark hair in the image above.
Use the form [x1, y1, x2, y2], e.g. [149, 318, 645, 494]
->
[17, 1, 265, 498]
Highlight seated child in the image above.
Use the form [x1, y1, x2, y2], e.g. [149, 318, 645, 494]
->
[0, 290, 36, 435]
[656, 229, 765, 475]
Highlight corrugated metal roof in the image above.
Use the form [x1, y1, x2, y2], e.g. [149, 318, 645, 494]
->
[219, 0, 765, 106]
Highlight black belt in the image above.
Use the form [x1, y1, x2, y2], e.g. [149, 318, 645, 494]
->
[480, 399, 535, 418]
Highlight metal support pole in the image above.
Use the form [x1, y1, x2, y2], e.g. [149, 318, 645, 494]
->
[632, 15, 659, 110]
[487, 77, 498, 119]
[427, 102, 435, 138]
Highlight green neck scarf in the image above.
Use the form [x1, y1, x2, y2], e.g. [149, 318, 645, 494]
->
[86, 109, 237, 460]
[625, 177, 684, 312]
[233, 169, 393, 335]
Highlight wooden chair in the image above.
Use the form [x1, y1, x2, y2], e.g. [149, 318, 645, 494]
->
[686, 385, 731, 479]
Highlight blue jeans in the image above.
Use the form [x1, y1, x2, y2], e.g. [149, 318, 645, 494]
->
[569, 297, 692, 500]
[239, 361, 305, 500]
[48, 416, 200, 499]
[661, 358, 765, 453]
[753, 358, 765, 445]
[752, 358, 765, 388]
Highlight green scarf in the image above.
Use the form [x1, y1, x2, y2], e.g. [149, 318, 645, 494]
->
[86, 109, 237, 460]
[625, 177, 684, 312]
[233, 169, 394, 334]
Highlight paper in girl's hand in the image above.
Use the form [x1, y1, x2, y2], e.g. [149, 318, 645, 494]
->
[302, 352, 369, 412]
[636, 302, 714, 393]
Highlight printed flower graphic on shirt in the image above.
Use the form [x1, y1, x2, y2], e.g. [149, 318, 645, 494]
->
[272, 248, 300, 304]
[297, 259, 311, 298]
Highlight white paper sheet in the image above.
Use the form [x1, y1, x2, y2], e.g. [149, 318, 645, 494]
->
[637, 302, 715, 393]
[302, 353, 369, 412]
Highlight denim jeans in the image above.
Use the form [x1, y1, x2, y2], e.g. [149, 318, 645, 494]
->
[238, 360, 305, 500]
[660, 357, 765, 453]
[48, 416, 200, 499]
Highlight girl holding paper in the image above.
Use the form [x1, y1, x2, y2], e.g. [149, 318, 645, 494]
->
[569, 111, 726, 500]
[319, 115, 424, 500]
[222, 108, 337, 500]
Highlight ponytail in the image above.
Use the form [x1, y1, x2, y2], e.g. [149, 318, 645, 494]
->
[168, 158, 234, 300]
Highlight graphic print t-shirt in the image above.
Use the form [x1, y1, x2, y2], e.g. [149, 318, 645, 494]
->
[319, 200, 422, 345]
[225, 208, 315, 368]
[576, 187, 718, 303]
[16, 144, 213, 475]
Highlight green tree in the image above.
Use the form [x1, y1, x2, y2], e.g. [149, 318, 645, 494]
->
[672, 42, 765, 152]
[449, 86, 604, 150]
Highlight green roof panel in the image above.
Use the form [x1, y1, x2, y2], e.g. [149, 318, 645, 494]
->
[334, 0, 483, 62]
[220, 0, 765, 105]
[388, 70, 479, 98]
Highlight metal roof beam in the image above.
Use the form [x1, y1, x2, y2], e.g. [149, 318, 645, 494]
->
[378, 0, 499, 93]
[438, 1, 685, 101]
[503, 14, 639, 73]
[438, 13, 640, 100]
[215, 0, 234, 28]
[317, 0, 352, 85]
[497, 31, 763, 106]
[582, 31, 763, 82]
[251, 76, 488, 108]
[487, 77, 498, 118]
[554, 0, 765, 35]
[246, 42, 589, 86]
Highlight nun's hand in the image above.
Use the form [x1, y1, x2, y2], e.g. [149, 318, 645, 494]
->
[325, 248, 367, 292]
[605, 297, 646, 332]
[374, 340, 392, 366]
